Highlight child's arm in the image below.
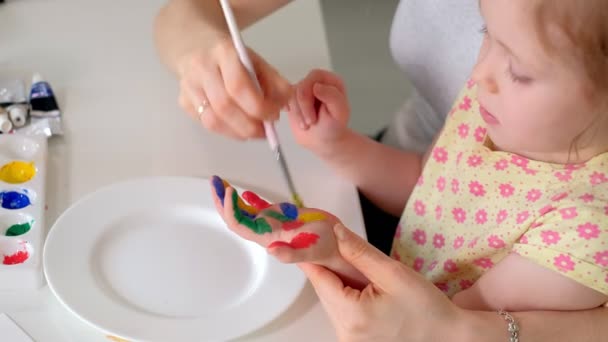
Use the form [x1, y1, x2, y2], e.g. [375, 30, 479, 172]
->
[287, 69, 427, 216]
[452, 253, 608, 311]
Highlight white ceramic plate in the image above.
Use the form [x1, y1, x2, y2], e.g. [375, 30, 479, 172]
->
[43, 177, 306, 342]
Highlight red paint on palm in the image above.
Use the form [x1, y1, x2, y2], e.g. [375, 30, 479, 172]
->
[242, 191, 271, 210]
[267, 232, 320, 250]
[282, 220, 305, 230]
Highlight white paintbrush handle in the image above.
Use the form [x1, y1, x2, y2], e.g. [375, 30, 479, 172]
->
[218, 0, 280, 150]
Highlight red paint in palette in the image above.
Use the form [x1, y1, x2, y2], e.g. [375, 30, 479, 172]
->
[242, 191, 271, 210]
[268, 232, 320, 249]
[3, 250, 29, 265]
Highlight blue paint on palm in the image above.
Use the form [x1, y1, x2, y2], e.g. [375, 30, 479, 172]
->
[211, 175, 226, 206]
[280, 203, 298, 220]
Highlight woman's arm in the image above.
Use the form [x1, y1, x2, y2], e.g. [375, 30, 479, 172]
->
[154, 0, 291, 74]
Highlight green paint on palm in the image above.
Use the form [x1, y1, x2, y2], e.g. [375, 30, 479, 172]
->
[264, 211, 292, 222]
[232, 191, 272, 234]
[5, 221, 33, 236]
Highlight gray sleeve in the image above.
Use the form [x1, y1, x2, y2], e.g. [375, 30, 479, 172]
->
[380, 87, 446, 154]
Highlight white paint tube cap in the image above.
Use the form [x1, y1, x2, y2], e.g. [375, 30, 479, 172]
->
[8, 105, 28, 128]
[32, 73, 44, 84]
[0, 112, 13, 133]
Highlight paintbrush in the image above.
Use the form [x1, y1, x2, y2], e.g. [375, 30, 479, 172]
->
[218, 0, 304, 208]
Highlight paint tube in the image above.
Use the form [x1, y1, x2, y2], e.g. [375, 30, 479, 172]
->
[0, 79, 27, 107]
[7, 104, 28, 128]
[22, 73, 63, 137]
[0, 108, 13, 134]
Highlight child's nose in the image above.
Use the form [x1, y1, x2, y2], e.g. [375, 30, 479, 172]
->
[471, 63, 499, 94]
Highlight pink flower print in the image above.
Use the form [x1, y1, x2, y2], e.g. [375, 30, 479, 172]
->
[474, 258, 494, 269]
[394, 224, 402, 239]
[523, 167, 538, 176]
[467, 78, 476, 89]
[436, 176, 446, 192]
[456, 152, 463, 165]
[526, 189, 542, 202]
[435, 205, 443, 220]
[539, 205, 556, 216]
[554, 254, 575, 272]
[495, 159, 509, 171]
[459, 279, 474, 290]
[469, 181, 486, 197]
[391, 250, 401, 261]
[459, 96, 472, 110]
[416, 175, 424, 186]
[452, 208, 467, 223]
[433, 147, 448, 164]
[434, 282, 449, 293]
[516, 211, 530, 224]
[499, 183, 515, 198]
[541, 230, 561, 245]
[496, 210, 508, 224]
[565, 163, 585, 171]
[413, 257, 425, 272]
[590, 172, 608, 186]
[414, 200, 426, 216]
[551, 192, 568, 202]
[577, 223, 600, 240]
[475, 209, 488, 224]
[444, 259, 459, 273]
[594, 251, 608, 267]
[453, 236, 465, 249]
[458, 123, 470, 138]
[518, 235, 529, 244]
[412, 229, 427, 246]
[467, 155, 483, 167]
[468, 237, 479, 248]
[451, 179, 460, 194]
[433, 234, 446, 249]
[474, 126, 486, 142]
[428, 260, 438, 271]
[559, 207, 578, 220]
[488, 235, 506, 249]
[579, 193, 595, 203]
[511, 155, 529, 168]
[554, 170, 573, 182]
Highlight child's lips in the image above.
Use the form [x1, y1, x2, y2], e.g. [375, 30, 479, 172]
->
[479, 105, 500, 125]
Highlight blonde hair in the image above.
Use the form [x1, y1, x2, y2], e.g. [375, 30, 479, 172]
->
[533, 0, 608, 104]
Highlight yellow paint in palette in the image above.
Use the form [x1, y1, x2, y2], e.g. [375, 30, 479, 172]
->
[107, 336, 131, 342]
[0, 161, 36, 184]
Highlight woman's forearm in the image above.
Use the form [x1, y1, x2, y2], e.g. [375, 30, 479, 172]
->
[153, 0, 291, 74]
[460, 307, 607, 341]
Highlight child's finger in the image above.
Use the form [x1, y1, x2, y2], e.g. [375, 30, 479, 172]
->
[312, 83, 348, 123]
[242, 190, 271, 210]
[224, 187, 273, 236]
[296, 77, 318, 126]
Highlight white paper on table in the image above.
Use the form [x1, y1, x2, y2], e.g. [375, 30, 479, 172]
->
[0, 313, 33, 342]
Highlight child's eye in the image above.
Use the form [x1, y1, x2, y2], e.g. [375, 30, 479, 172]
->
[507, 63, 533, 84]
[479, 24, 488, 35]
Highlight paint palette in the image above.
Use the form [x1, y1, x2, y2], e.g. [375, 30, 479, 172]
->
[0, 135, 47, 290]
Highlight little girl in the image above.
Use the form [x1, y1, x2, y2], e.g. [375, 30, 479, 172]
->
[212, 0, 608, 312]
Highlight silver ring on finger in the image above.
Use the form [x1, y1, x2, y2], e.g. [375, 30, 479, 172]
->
[197, 98, 210, 120]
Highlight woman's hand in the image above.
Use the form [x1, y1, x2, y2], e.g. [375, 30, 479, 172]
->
[300, 223, 468, 342]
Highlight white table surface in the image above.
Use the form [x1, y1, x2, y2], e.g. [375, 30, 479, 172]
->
[0, 0, 366, 341]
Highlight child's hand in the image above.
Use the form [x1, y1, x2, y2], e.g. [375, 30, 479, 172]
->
[286, 69, 351, 156]
[210, 176, 340, 263]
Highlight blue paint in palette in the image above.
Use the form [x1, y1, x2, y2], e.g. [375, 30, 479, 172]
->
[0, 190, 32, 209]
